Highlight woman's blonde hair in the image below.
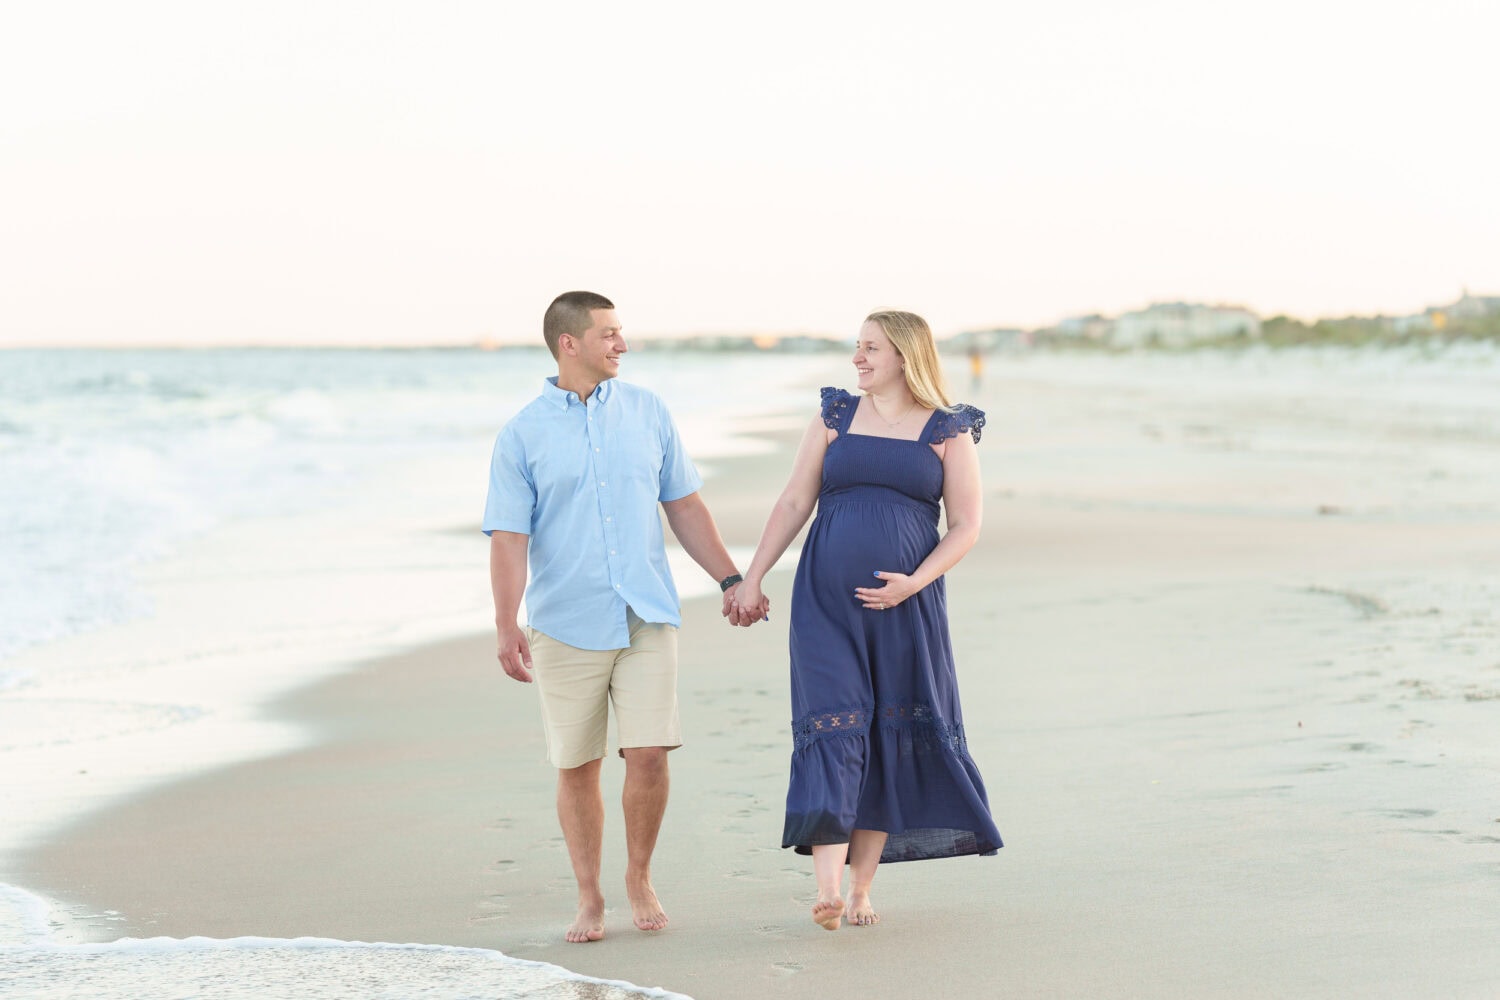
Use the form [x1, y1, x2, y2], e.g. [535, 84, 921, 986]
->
[864, 310, 954, 411]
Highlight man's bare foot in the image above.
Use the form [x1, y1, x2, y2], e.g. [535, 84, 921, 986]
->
[566, 893, 606, 943]
[845, 890, 879, 926]
[812, 895, 844, 931]
[626, 874, 669, 932]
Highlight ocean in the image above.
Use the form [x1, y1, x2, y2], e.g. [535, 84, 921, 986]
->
[0, 346, 832, 999]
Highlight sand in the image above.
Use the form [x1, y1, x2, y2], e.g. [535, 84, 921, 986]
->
[15, 359, 1500, 998]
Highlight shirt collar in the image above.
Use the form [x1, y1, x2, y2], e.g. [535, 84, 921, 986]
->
[542, 376, 614, 409]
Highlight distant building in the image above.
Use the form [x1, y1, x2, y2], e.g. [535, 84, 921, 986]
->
[1388, 313, 1434, 335]
[1112, 302, 1261, 347]
[1423, 289, 1500, 332]
[642, 332, 846, 353]
[1441, 289, 1500, 320]
[772, 334, 847, 353]
[942, 328, 1030, 353]
[1055, 314, 1114, 341]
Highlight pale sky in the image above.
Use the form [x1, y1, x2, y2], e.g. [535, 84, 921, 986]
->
[2, 1, 1496, 346]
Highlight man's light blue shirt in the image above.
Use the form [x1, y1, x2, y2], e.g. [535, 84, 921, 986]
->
[483, 376, 703, 651]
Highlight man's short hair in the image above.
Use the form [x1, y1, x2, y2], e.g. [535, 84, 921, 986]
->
[543, 291, 615, 359]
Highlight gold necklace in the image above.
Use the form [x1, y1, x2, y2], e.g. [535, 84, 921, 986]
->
[869, 396, 915, 427]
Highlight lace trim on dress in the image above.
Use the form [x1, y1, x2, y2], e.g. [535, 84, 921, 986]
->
[926, 404, 985, 445]
[791, 707, 869, 749]
[790, 700, 969, 756]
[879, 700, 970, 756]
[819, 386, 853, 431]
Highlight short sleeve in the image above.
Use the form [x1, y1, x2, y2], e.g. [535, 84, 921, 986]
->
[656, 398, 703, 502]
[482, 426, 537, 536]
[819, 386, 856, 432]
[927, 403, 986, 445]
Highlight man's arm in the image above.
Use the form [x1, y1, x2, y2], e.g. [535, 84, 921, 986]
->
[660, 492, 757, 625]
[490, 530, 534, 682]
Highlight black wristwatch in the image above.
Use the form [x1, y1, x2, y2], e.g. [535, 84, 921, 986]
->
[719, 573, 744, 592]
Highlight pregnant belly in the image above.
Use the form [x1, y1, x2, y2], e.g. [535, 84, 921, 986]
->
[803, 503, 938, 594]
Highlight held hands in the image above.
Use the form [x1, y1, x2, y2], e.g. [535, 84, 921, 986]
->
[724, 580, 771, 627]
[855, 570, 918, 611]
[496, 622, 534, 683]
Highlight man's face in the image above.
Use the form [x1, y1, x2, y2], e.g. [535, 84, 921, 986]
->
[568, 308, 627, 381]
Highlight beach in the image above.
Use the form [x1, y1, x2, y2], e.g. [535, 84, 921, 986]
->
[5, 346, 1500, 997]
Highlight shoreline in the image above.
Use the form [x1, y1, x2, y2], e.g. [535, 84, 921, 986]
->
[10, 364, 1500, 997]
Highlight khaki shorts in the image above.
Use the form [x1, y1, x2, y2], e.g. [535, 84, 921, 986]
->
[527, 609, 681, 769]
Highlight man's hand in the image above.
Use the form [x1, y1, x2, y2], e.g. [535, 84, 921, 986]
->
[497, 623, 534, 682]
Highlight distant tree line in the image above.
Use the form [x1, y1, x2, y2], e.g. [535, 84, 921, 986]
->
[1258, 314, 1500, 346]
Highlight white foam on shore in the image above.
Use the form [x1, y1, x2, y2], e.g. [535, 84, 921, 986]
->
[0, 885, 54, 947]
[0, 904, 690, 1000]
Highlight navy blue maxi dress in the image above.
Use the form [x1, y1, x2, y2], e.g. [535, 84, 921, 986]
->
[782, 388, 1003, 863]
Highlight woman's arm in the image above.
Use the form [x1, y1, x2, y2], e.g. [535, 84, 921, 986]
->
[733, 414, 832, 616]
[854, 429, 983, 609]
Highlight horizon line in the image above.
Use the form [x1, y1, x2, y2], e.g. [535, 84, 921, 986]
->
[4, 293, 1493, 351]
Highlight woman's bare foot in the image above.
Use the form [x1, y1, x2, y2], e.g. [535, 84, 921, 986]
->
[626, 874, 669, 931]
[845, 890, 879, 926]
[812, 895, 845, 931]
[566, 892, 606, 943]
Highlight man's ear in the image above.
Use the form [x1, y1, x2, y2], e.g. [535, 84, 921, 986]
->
[558, 332, 577, 357]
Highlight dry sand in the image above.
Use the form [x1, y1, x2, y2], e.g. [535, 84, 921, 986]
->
[16, 364, 1500, 998]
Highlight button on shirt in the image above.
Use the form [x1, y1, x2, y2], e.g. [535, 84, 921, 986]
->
[483, 376, 703, 650]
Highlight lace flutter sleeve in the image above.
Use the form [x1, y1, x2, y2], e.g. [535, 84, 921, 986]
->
[928, 404, 986, 444]
[819, 386, 853, 431]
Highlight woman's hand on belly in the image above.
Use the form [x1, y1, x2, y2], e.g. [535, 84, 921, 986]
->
[854, 570, 919, 611]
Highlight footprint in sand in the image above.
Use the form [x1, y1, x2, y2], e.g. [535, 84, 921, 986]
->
[485, 859, 518, 874]
[1301, 762, 1347, 773]
[773, 962, 803, 975]
[1396, 678, 1444, 700]
[470, 895, 510, 923]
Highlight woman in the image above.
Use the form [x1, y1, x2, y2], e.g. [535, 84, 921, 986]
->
[733, 310, 1003, 932]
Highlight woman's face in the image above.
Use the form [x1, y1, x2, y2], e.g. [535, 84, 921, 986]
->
[853, 320, 905, 394]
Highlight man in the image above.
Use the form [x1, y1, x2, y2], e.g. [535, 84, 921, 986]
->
[484, 291, 760, 943]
